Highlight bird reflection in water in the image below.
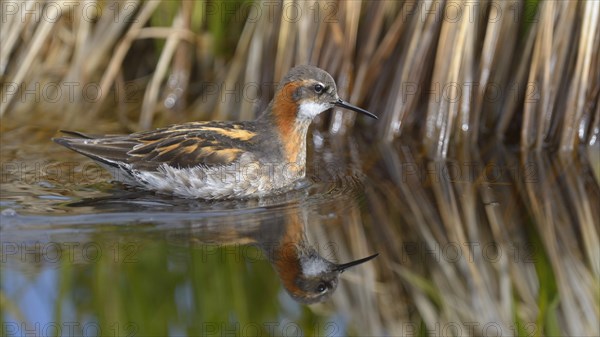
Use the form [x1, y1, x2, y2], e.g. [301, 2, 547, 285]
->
[68, 179, 377, 303]
[167, 202, 378, 304]
[255, 208, 378, 304]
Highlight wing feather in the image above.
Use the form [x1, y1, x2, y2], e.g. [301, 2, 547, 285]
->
[52, 136, 137, 167]
[53, 121, 259, 171]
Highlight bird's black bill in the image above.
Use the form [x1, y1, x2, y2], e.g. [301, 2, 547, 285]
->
[335, 99, 378, 119]
[335, 253, 379, 272]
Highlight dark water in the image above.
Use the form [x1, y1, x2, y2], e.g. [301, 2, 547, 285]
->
[1, 125, 599, 336]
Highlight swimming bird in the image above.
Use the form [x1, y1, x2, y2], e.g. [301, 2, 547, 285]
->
[53, 65, 377, 199]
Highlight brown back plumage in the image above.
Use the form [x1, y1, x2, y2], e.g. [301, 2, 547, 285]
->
[52, 121, 263, 171]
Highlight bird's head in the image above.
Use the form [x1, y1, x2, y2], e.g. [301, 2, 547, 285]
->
[272, 65, 378, 123]
[276, 248, 379, 304]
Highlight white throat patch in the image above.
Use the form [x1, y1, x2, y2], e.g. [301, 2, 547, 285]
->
[302, 257, 330, 276]
[298, 102, 330, 120]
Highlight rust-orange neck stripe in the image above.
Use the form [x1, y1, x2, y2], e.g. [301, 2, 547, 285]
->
[271, 82, 304, 164]
[273, 210, 306, 298]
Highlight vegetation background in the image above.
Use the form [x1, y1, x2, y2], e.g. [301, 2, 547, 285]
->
[2, 0, 598, 155]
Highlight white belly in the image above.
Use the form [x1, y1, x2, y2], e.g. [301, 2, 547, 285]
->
[122, 160, 305, 199]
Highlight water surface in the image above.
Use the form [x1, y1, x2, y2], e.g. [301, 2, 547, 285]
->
[1, 124, 598, 336]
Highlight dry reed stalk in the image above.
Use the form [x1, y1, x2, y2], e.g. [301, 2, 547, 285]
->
[0, 1, 31, 74]
[164, 0, 194, 118]
[495, 22, 536, 139]
[347, 1, 385, 104]
[213, 17, 256, 120]
[423, 2, 460, 158]
[96, 1, 158, 118]
[328, 1, 360, 135]
[379, 1, 440, 141]
[530, 1, 553, 150]
[560, 0, 600, 152]
[240, 15, 267, 121]
[139, 9, 185, 129]
[589, 102, 600, 184]
[64, 1, 132, 89]
[0, 1, 61, 117]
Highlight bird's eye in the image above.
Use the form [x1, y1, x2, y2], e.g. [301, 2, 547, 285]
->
[316, 282, 327, 293]
[314, 84, 324, 94]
